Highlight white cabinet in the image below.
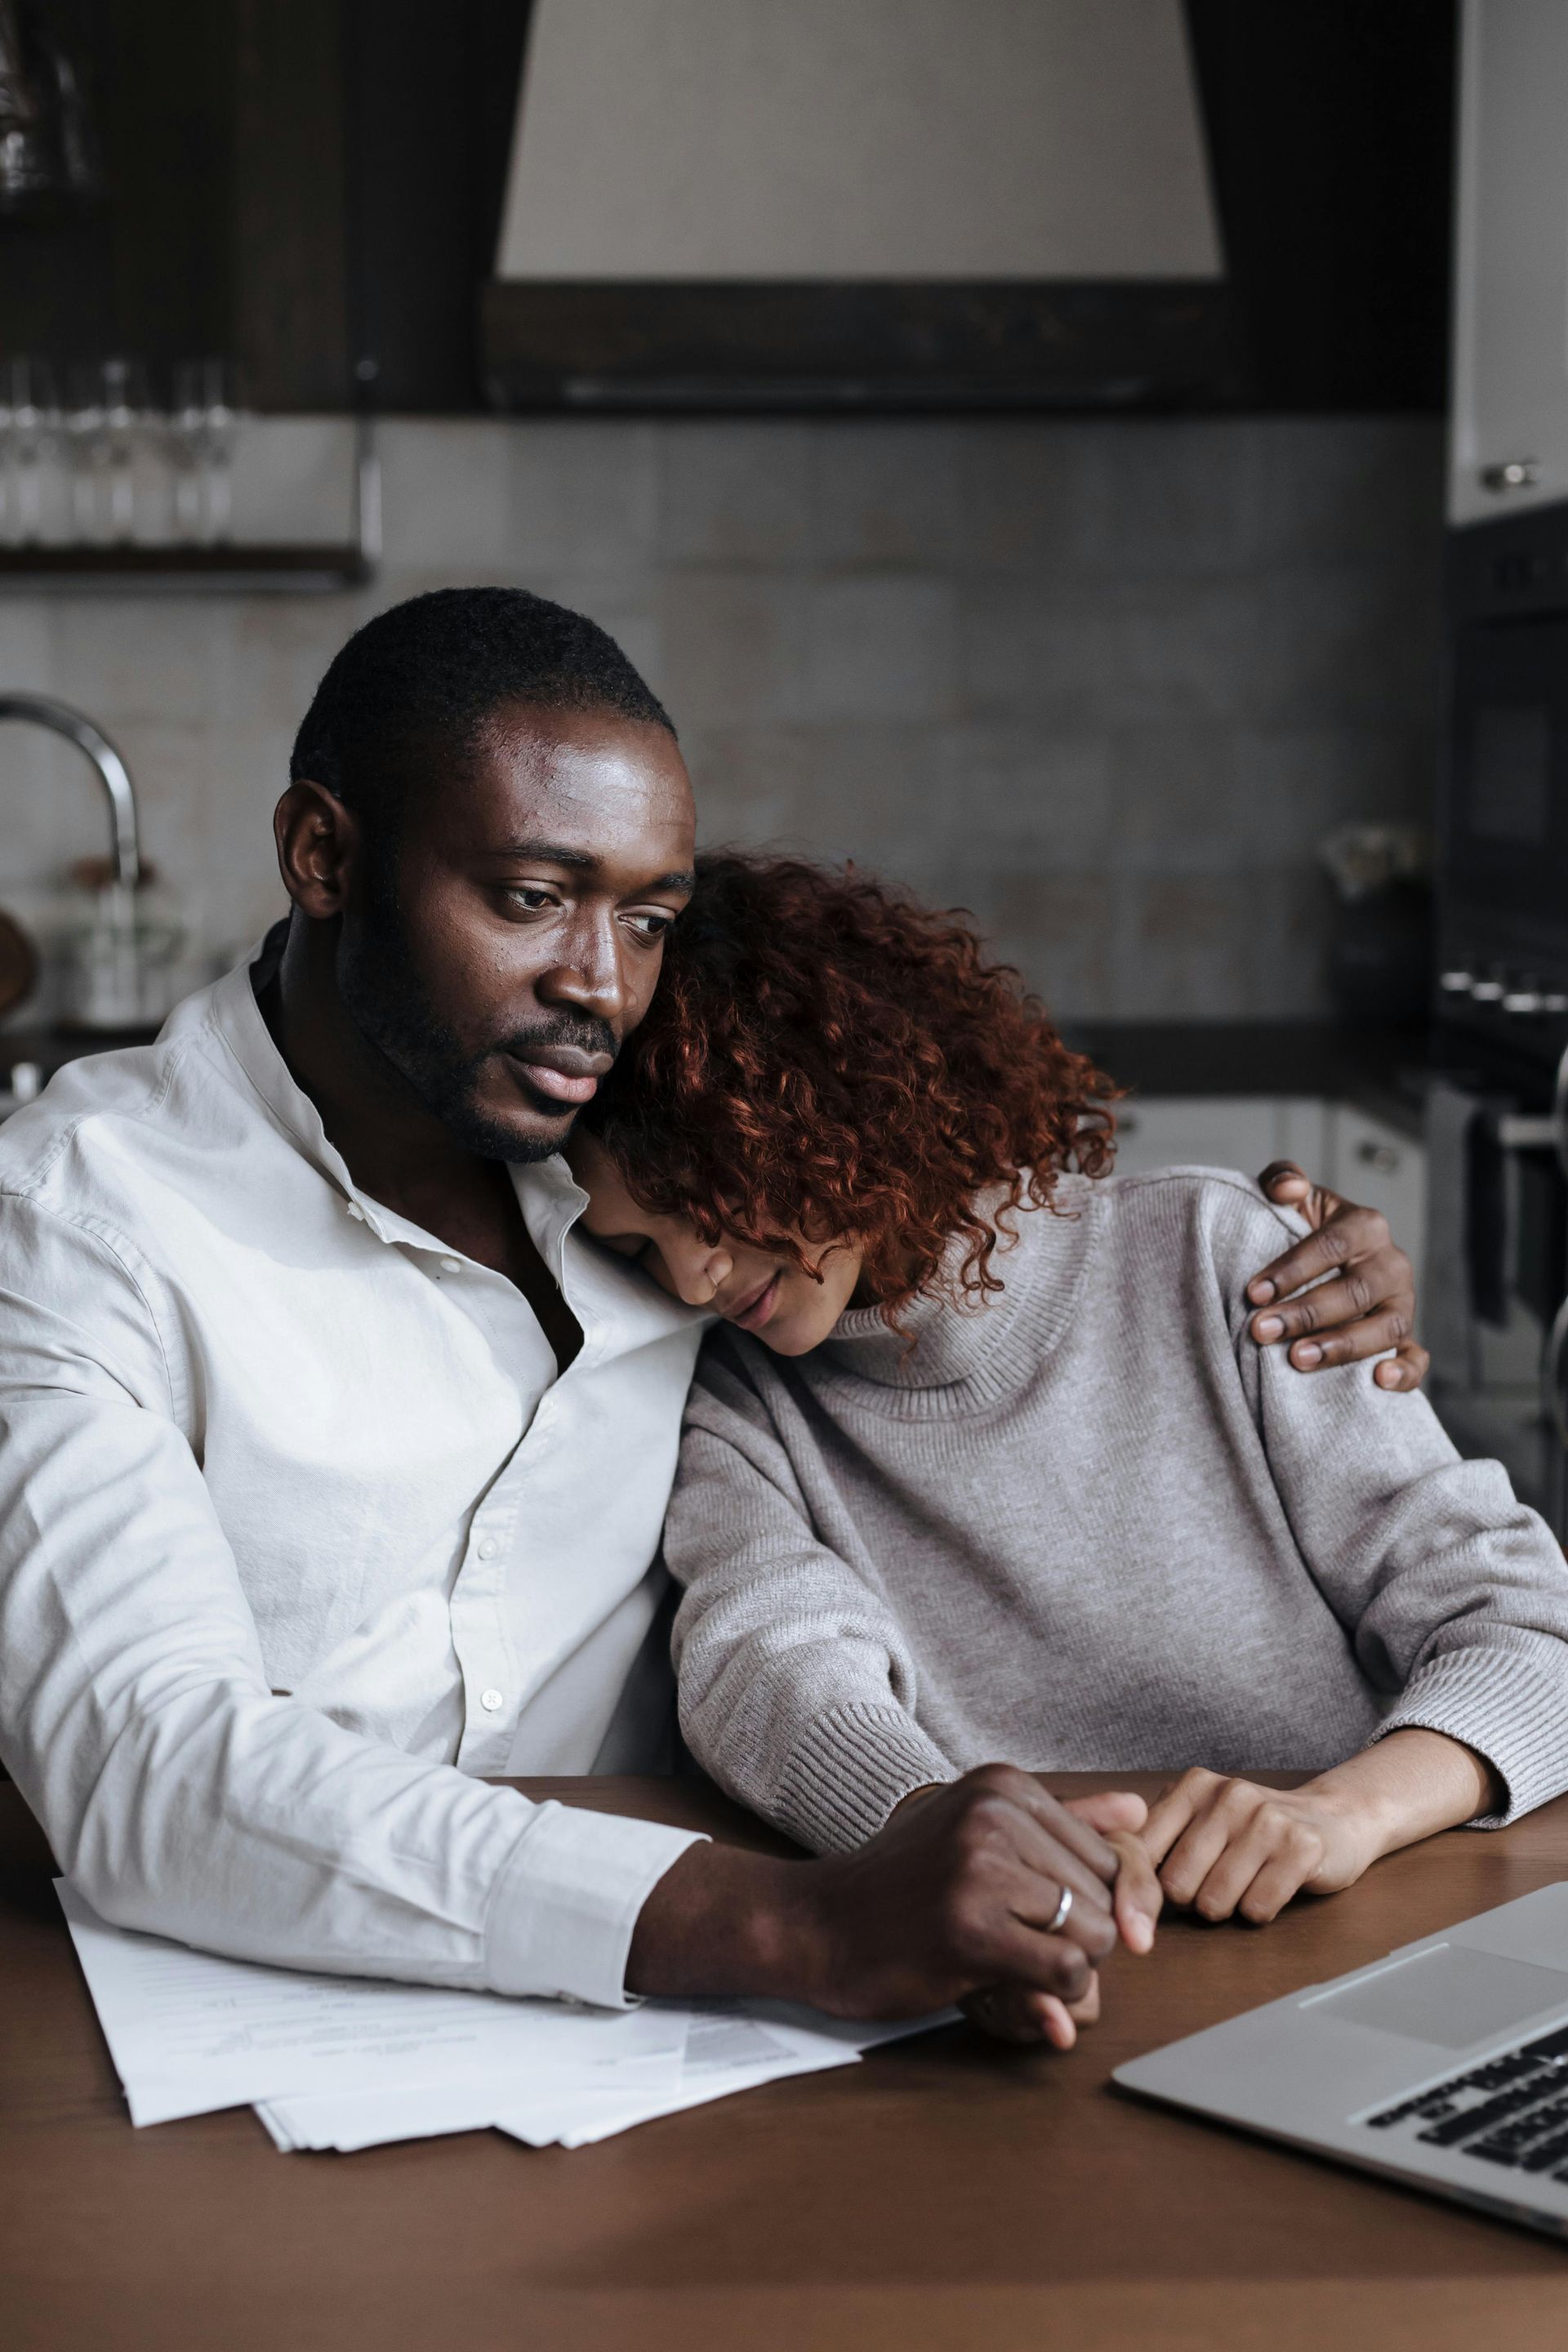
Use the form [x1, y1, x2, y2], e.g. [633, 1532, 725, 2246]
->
[1325, 1104, 1428, 1273]
[1109, 1097, 1329, 1186]
[1449, 0, 1568, 524]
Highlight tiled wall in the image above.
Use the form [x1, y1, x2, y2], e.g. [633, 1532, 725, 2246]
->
[0, 413, 1444, 1022]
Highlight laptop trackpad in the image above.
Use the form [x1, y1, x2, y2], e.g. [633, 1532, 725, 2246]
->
[1307, 1944, 1568, 2048]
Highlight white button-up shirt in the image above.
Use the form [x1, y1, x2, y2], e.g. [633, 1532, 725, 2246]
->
[0, 947, 710, 2006]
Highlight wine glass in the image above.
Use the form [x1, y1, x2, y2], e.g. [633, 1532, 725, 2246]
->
[0, 356, 60, 543]
[172, 359, 242, 544]
[66, 356, 149, 543]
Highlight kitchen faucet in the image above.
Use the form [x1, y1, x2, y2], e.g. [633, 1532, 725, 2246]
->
[0, 693, 142, 889]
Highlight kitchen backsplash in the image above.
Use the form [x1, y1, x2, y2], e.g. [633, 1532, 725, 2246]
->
[0, 412, 1442, 1022]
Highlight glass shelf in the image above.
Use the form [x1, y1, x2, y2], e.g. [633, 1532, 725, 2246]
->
[0, 543, 374, 594]
[0, 416, 381, 595]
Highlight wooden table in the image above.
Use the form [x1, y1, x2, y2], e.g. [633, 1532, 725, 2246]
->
[5, 1771, 1568, 2351]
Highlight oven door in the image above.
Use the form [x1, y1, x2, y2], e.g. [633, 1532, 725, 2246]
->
[1426, 1054, 1568, 1539]
[1443, 612, 1568, 972]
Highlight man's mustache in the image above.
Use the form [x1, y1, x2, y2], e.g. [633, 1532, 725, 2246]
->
[491, 1013, 619, 1069]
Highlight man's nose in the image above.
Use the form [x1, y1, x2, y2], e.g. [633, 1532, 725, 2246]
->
[537, 910, 627, 1022]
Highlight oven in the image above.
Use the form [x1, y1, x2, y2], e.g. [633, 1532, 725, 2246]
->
[1429, 506, 1568, 1535]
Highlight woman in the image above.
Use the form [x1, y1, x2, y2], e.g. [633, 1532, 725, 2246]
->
[573, 854, 1568, 1924]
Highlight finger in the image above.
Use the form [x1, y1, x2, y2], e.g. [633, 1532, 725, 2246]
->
[1255, 1161, 1312, 1212]
[1250, 1271, 1376, 1348]
[960, 1986, 1045, 2044]
[1000, 1772, 1122, 1886]
[983, 1915, 1099, 2003]
[1236, 1845, 1318, 1924]
[1065, 1971, 1102, 2028]
[1005, 1838, 1118, 1961]
[1104, 1829, 1162, 1954]
[1040, 1996, 1077, 2051]
[1137, 1768, 1216, 1867]
[1158, 1783, 1264, 1909]
[1062, 1790, 1148, 1835]
[964, 1966, 1102, 2047]
[1374, 1342, 1429, 1393]
[1287, 1309, 1415, 1372]
[1188, 1810, 1294, 1922]
[1245, 1215, 1367, 1308]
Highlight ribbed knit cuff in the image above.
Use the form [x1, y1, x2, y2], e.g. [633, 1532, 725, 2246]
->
[773, 1702, 956, 1854]
[1370, 1643, 1568, 1827]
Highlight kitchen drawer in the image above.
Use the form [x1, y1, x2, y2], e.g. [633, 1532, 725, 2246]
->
[1329, 1103, 1427, 1272]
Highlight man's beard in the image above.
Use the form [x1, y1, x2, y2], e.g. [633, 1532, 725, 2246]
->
[337, 886, 616, 1164]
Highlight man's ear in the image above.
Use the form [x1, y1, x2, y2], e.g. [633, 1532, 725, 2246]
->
[274, 778, 361, 920]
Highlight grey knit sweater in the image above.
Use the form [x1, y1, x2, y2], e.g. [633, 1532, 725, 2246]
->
[665, 1169, 1568, 1855]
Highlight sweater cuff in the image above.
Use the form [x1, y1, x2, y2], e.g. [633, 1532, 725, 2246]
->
[483, 1799, 706, 2007]
[1370, 1644, 1568, 1827]
[774, 1702, 956, 1854]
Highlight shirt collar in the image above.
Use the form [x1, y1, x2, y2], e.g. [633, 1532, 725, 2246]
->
[201, 930, 595, 1265]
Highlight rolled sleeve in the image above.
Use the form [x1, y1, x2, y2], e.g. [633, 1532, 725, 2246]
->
[483, 1802, 707, 2007]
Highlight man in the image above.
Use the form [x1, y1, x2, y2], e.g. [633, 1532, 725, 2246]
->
[0, 590, 1421, 2047]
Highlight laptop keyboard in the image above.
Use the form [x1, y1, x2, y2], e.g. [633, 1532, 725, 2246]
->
[1365, 2023, 1568, 2175]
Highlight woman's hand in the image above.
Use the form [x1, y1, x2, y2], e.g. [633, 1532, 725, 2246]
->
[1137, 1767, 1383, 1923]
[1248, 1160, 1428, 1393]
[1139, 1734, 1503, 1925]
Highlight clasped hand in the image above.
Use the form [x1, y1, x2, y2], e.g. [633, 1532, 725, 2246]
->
[1138, 1766, 1383, 1923]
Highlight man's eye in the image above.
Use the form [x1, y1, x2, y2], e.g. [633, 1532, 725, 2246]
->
[625, 910, 675, 942]
[506, 887, 559, 913]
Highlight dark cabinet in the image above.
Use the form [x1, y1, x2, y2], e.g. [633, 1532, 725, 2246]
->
[0, 1, 528, 413]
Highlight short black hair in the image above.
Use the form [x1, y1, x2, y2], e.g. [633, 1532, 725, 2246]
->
[289, 586, 675, 828]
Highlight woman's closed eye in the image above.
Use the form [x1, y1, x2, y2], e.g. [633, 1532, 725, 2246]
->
[594, 1232, 653, 1263]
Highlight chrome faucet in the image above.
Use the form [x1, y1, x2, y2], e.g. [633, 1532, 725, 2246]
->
[0, 693, 142, 889]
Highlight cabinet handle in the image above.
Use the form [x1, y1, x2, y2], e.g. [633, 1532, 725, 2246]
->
[1356, 1141, 1401, 1174]
[1480, 458, 1540, 492]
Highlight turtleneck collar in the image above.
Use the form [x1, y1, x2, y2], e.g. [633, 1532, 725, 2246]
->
[814, 1176, 1099, 1412]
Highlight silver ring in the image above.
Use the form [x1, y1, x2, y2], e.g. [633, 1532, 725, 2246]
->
[1047, 1884, 1073, 1936]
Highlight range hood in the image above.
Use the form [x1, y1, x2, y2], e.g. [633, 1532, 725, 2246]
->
[483, 0, 1235, 412]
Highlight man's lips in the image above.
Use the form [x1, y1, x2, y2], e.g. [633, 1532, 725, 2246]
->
[504, 1045, 613, 1107]
[725, 1271, 782, 1331]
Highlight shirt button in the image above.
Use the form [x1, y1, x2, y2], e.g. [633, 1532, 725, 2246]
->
[476, 1536, 500, 1561]
[479, 1687, 504, 1713]
[439, 1256, 462, 1275]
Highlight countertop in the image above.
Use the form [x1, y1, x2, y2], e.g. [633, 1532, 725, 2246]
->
[1065, 1019, 1432, 1138]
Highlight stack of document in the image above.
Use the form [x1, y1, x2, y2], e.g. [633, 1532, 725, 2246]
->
[58, 1882, 945, 2154]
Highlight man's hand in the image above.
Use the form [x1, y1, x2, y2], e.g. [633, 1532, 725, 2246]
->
[626, 1762, 1160, 2048]
[1247, 1160, 1428, 1392]
[1139, 1735, 1501, 1926]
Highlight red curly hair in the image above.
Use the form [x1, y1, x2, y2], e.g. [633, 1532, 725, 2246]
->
[587, 852, 1120, 1314]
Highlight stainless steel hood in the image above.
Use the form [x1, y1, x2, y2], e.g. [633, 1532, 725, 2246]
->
[483, 0, 1235, 412]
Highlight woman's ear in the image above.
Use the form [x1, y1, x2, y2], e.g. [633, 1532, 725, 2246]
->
[273, 778, 361, 921]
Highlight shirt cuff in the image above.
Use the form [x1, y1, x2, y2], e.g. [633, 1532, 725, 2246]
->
[774, 1701, 956, 1854]
[1370, 1642, 1568, 1827]
[483, 1799, 707, 2008]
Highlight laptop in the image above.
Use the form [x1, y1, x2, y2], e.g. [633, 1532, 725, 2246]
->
[1113, 1882, 1568, 2238]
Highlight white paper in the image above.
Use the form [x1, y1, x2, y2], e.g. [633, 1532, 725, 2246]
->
[493, 2003, 956, 2150]
[259, 2078, 514, 2153]
[58, 1881, 685, 2127]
